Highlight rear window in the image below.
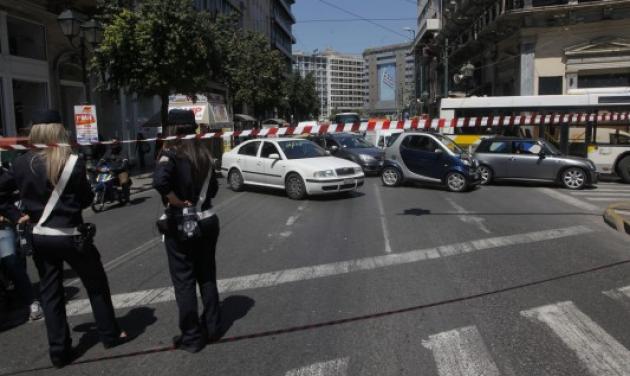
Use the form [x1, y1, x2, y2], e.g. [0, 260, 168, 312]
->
[238, 141, 260, 156]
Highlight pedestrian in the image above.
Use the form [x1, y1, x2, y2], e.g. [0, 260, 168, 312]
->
[135, 132, 148, 170]
[0, 172, 43, 321]
[0, 110, 127, 368]
[153, 109, 221, 353]
[155, 132, 164, 161]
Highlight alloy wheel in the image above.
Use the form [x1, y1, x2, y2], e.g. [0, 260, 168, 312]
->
[478, 166, 491, 185]
[382, 168, 400, 186]
[447, 172, 467, 192]
[562, 168, 585, 190]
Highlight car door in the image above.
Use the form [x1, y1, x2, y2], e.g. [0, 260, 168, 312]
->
[259, 141, 286, 186]
[509, 140, 557, 180]
[399, 135, 442, 181]
[475, 140, 512, 178]
[237, 141, 262, 182]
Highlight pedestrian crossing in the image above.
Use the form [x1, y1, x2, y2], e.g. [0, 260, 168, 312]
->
[568, 182, 630, 206]
[283, 285, 630, 375]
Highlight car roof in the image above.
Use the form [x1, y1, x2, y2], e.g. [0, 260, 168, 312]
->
[481, 136, 538, 142]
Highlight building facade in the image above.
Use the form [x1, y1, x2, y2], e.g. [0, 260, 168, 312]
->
[413, 0, 630, 113]
[239, 0, 295, 63]
[364, 43, 416, 118]
[293, 49, 366, 120]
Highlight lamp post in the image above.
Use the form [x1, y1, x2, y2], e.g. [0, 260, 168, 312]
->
[57, 9, 103, 103]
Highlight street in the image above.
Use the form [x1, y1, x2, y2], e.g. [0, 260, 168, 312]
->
[2, 177, 630, 375]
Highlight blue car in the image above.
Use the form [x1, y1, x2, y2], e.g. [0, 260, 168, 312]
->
[380, 132, 481, 192]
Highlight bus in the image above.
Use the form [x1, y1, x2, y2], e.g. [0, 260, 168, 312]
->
[333, 112, 360, 125]
[439, 94, 630, 182]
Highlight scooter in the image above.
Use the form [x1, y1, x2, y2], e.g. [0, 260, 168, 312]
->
[91, 163, 131, 212]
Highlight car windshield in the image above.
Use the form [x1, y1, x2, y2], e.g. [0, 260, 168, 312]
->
[278, 140, 327, 159]
[335, 136, 373, 149]
[434, 134, 465, 154]
[542, 140, 562, 155]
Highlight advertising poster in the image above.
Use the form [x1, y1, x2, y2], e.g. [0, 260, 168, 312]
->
[74, 105, 99, 144]
[378, 63, 396, 102]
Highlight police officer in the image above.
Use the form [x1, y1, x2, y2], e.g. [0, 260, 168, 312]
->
[0, 110, 127, 368]
[153, 109, 220, 353]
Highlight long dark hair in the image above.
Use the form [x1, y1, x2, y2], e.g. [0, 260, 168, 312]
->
[164, 124, 213, 188]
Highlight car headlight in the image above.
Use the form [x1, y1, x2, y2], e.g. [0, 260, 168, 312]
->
[313, 170, 335, 178]
[461, 159, 472, 167]
[359, 154, 375, 162]
[354, 167, 363, 174]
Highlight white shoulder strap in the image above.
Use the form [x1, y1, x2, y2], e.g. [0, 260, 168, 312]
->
[37, 154, 78, 228]
[195, 168, 213, 213]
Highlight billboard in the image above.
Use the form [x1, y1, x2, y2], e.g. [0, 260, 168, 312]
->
[74, 105, 99, 144]
[378, 63, 396, 102]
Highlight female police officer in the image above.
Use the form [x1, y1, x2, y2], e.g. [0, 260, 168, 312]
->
[0, 110, 126, 368]
[153, 109, 220, 353]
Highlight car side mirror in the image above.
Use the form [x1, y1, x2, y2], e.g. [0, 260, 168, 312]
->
[330, 145, 339, 152]
[269, 153, 281, 160]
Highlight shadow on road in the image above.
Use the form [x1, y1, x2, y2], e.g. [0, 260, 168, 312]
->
[72, 307, 158, 357]
[215, 295, 255, 340]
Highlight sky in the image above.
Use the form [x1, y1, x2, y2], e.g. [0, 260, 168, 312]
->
[292, 0, 418, 55]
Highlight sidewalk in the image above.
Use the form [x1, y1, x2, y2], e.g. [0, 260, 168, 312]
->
[129, 167, 154, 195]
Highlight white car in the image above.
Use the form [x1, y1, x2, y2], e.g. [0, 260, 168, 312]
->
[222, 138, 365, 199]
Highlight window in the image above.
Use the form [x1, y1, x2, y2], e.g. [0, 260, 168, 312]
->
[610, 133, 630, 145]
[238, 141, 260, 156]
[402, 135, 439, 153]
[539, 76, 563, 95]
[478, 141, 511, 154]
[13, 80, 48, 134]
[578, 72, 630, 88]
[513, 141, 539, 155]
[261, 142, 281, 158]
[7, 17, 47, 60]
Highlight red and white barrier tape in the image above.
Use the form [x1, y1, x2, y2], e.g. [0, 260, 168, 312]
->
[1, 112, 628, 150]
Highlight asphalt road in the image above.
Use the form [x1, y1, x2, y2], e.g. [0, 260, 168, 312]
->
[1, 177, 630, 376]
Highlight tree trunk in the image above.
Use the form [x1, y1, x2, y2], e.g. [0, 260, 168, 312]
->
[160, 93, 169, 129]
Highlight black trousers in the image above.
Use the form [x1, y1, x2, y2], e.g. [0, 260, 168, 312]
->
[164, 215, 220, 347]
[32, 235, 120, 359]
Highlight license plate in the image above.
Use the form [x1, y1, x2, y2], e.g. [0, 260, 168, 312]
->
[343, 178, 355, 185]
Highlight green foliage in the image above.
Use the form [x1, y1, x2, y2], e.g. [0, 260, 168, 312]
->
[212, 15, 288, 118]
[286, 72, 320, 121]
[92, 0, 219, 125]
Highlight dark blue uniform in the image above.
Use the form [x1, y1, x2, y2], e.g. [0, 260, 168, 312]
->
[0, 151, 121, 365]
[153, 149, 220, 352]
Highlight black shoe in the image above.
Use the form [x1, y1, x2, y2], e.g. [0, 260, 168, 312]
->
[172, 335, 204, 353]
[103, 331, 129, 349]
[50, 349, 76, 369]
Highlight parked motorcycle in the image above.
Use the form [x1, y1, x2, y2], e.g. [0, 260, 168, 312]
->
[90, 163, 131, 212]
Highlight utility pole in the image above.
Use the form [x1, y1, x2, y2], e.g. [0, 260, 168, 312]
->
[443, 37, 449, 98]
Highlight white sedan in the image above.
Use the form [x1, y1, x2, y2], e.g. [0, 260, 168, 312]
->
[222, 138, 365, 199]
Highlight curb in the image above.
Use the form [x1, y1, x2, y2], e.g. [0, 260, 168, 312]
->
[603, 201, 630, 235]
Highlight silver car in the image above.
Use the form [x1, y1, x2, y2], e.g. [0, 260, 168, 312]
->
[474, 137, 598, 189]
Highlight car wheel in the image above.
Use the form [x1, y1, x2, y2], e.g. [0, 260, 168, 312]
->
[478, 165, 493, 185]
[617, 157, 630, 183]
[561, 167, 586, 190]
[285, 173, 307, 200]
[381, 167, 402, 187]
[228, 169, 244, 192]
[446, 172, 467, 192]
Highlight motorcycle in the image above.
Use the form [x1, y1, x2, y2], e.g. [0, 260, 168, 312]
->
[90, 163, 131, 212]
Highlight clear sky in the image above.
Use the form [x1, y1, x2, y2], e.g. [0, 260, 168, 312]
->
[293, 0, 418, 56]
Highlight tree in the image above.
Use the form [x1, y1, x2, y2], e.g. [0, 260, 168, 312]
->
[213, 16, 288, 119]
[286, 72, 320, 122]
[92, 0, 220, 126]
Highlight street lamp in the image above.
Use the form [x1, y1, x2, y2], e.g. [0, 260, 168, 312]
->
[57, 9, 104, 103]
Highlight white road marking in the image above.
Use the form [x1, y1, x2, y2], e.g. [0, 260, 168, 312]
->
[286, 204, 307, 226]
[570, 191, 630, 195]
[538, 188, 600, 211]
[521, 301, 630, 375]
[422, 326, 500, 376]
[285, 358, 349, 376]
[374, 184, 392, 253]
[586, 197, 630, 202]
[603, 285, 630, 310]
[65, 226, 592, 317]
[264, 203, 308, 252]
[446, 198, 491, 234]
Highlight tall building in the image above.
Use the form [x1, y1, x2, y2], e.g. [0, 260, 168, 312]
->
[363, 43, 416, 118]
[240, 0, 295, 62]
[293, 49, 366, 120]
[413, 0, 630, 113]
